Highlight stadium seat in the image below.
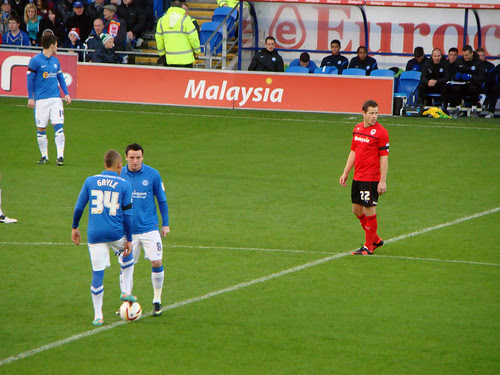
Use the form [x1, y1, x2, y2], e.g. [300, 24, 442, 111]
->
[370, 69, 395, 77]
[314, 66, 338, 75]
[341, 68, 366, 76]
[212, 7, 237, 39]
[285, 66, 309, 74]
[394, 71, 421, 106]
[200, 22, 223, 55]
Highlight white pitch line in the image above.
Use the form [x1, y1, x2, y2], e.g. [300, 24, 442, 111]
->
[0, 206, 499, 367]
[373, 254, 499, 267]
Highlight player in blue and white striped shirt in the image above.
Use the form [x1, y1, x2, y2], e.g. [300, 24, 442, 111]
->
[72, 150, 136, 326]
[27, 33, 71, 166]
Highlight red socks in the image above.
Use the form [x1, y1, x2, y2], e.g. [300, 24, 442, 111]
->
[364, 214, 378, 251]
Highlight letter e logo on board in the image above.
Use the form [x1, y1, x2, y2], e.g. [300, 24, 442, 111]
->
[269, 5, 306, 49]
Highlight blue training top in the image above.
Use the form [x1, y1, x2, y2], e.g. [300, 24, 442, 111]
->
[72, 171, 133, 244]
[121, 163, 169, 235]
[27, 52, 69, 100]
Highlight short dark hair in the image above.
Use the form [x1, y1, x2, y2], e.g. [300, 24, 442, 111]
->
[104, 150, 122, 168]
[356, 46, 367, 53]
[330, 39, 341, 47]
[462, 45, 473, 54]
[265, 36, 275, 43]
[413, 46, 424, 58]
[41, 34, 57, 49]
[448, 47, 458, 54]
[125, 143, 144, 156]
[362, 100, 378, 113]
[476, 47, 485, 54]
[7, 14, 20, 24]
[171, 0, 182, 7]
[299, 52, 310, 63]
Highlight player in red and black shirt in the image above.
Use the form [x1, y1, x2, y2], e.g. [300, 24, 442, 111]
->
[339, 99, 389, 255]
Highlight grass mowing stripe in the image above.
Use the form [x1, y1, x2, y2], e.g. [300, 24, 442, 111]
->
[373, 254, 499, 267]
[3, 103, 498, 130]
[1, 206, 498, 367]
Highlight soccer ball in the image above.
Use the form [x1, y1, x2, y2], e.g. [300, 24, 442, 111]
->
[119, 301, 142, 322]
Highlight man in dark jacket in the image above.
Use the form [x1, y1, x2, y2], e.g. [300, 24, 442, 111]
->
[348, 46, 378, 75]
[406, 46, 428, 72]
[248, 36, 284, 72]
[449, 44, 485, 116]
[417, 48, 450, 108]
[320, 39, 348, 74]
[65, 1, 93, 42]
[84, 17, 104, 62]
[94, 32, 120, 63]
[476, 47, 497, 118]
[117, 0, 146, 45]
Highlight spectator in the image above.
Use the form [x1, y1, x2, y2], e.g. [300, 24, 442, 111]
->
[117, 0, 145, 47]
[320, 39, 348, 74]
[476, 47, 497, 119]
[181, 1, 199, 39]
[93, 32, 120, 63]
[24, 2, 41, 45]
[83, 17, 104, 62]
[2, 14, 29, 45]
[102, 4, 126, 49]
[65, 1, 92, 42]
[36, 7, 64, 44]
[87, 0, 105, 22]
[417, 48, 450, 110]
[10, 0, 27, 23]
[62, 27, 84, 60]
[248, 35, 284, 72]
[57, 0, 76, 23]
[289, 52, 316, 73]
[348, 46, 378, 75]
[405, 46, 428, 72]
[2, 0, 19, 35]
[449, 44, 486, 118]
[155, 0, 200, 68]
[35, 0, 52, 20]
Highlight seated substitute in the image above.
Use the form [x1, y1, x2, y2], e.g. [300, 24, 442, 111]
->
[289, 52, 317, 73]
[449, 44, 486, 117]
[405, 46, 428, 72]
[320, 39, 348, 74]
[348, 46, 378, 75]
[248, 36, 284, 72]
[417, 48, 450, 110]
[476, 47, 497, 119]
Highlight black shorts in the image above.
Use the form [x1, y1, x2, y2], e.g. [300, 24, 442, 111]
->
[351, 180, 380, 207]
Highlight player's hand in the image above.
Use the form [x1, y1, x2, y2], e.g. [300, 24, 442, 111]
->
[339, 173, 348, 187]
[28, 99, 35, 109]
[64, 95, 71, 105]
[378, 181, 387, 195]
[161, 226, 170, 237]
[123, 241, 132, 257]
[71, 228, 81, 245]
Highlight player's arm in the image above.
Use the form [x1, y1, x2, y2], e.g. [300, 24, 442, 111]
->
[27, 66, 36, 108]
[378, 155, 388, 194]
[339, 150, 355, 186]
[154, 174, 170, 236]
[56, 71, 71, 105]
[71, 182, 90, 245]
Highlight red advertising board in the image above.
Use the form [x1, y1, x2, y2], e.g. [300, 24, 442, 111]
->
[0, 50, 78, 98]
[75, 64, 394, 115]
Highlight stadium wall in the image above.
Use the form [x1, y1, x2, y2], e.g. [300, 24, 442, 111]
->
[0, 50, 394, 115]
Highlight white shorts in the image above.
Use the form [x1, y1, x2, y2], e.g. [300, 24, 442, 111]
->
[132, 230, 163, 264]
[35, 97, 64, 128]
[88, 236, 127, 271]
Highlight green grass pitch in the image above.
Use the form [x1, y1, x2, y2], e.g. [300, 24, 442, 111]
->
[0, 96, 499, 374]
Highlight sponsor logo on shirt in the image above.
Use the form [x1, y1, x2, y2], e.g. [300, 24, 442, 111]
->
[132, 191, 147, 199]
[354, 135, 370, 143]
